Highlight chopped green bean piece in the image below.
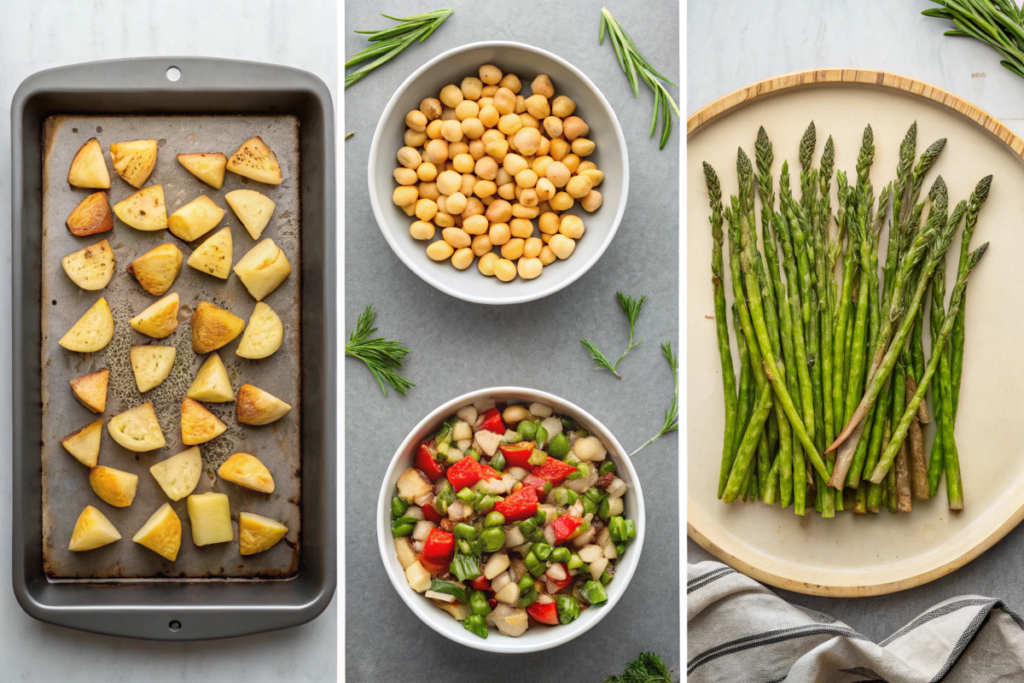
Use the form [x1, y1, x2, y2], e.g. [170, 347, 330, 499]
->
[533, 543, 552, 561]
[615, 543, 626, 555]
[518, 574, 534, 591]
[548, 433, 570, 459]
[518, 519, 537, 537]
[518, 420, 538, 440]
[454, 522, 477, 541]
[457, 538, 474, 555]
[584, 580, 609, 604]
[449, 553, 482, 582]
[568, 553, 584, 570]
[435, 480, 455, 514]
[518, 588, 539, 608]
[550, 547, 571, 564]
[391, 496, 409, 518]
[600, 570, 613, 585]
[567, 463, 589, 480]
[479, 526, 505, 552]
[469, 590, 491, 616]
[456, 488, 477, 504]
[556, 595, 580, 624]
[533, 509, 548, 525]
[584, 487, 605, 503]
[489, 453, 506, 471]
[391, 522, 415, 537]
[599, 461, 617, 476]
[464, 447, 480, 462]
[484, 511, 505, 528]
[473, 494, 496, 515]
[463, 613, 488, 639]
[561, 418, 577, 431]
[624, 519, 636, 540]
[609, 516, 627, 542]
[528, 449, 548, 466]
[536, 424, 549, 447]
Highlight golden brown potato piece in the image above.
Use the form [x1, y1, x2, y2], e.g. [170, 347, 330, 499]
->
[233, 238, 291, 301]
[66, 192, 114, 236]
[89, 466, 139, 507]
[61, 418, 103, 467]
[59, 298, 114, 352]
[218, 452, 274, 493]
[114, 185, 167, 231]
[61, 239, 115, 290]
[69, 369, 109, 413]
[236, 302, 283, 359]
[69, 505, 121, 551]
[226, 136, 282, 185]
[225, 189, 276, 239]
[186, 226, 233, 279]
[186, 352, 234, 402]
[236, 383, 291, 426]
[177, 152, 227, 189]
[167, 195, 225, 242]
[191, 301, 245, 354]
[149, 447, 202, 501]
[107, 402, 166, 452]
[129, 293, 179, 339]
[239, 512, 288, 555]
[67, 138, 111, 189]
[181, 397, 227, 445]
[110, 139, 157, 188]
[126, 243, 183, 296]
[132, 503, 182, 561]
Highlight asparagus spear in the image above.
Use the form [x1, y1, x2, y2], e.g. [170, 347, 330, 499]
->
[907, 373, 930, 499]
[818, 137, 837, 447]
[732, 303, 754, 459]
[723, 384, 774, 503]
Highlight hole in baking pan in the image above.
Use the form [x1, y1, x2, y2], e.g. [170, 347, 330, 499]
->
[166, 67, 181, 82]
[169, 620, 181, 632]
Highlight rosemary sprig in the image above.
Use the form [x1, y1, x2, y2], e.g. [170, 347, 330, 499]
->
[631, 342, 679, 456]
[599, 7, 681, 149]
[580, 291, 647, 378]
[345, 305, 414, 396]
[345, 9, 453, 88]
[923, 1, 1024, 79]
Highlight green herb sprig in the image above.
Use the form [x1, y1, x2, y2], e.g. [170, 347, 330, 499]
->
[346, 305, 414, 396]
[345, 9, 453, 88]
[631, 343, 679, 456]
[580, 291, 647, 379]
[599, 7, 681, 149]
[604, 651, 677, 683]
[923, 1, 1024, 79]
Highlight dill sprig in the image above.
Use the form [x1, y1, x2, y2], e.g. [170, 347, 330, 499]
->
[345, 305, 414, 396]
[631, 343, 679, 456]
[580, 291, 647, 379]
[604, 651, 676, 683]
[345, 9, 453, 88]
[599, 7, 681, 149]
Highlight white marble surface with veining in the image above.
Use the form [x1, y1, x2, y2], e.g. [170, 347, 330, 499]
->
[0, 1, 337, 680]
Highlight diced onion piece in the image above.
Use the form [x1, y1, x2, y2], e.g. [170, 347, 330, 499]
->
[545, 563, 567, 581]
[457, 405, 478, 424]
[495, 581, 520, 605]
[483, 552, 511, 580]
[589, 557, 609, 582]
[412, 520, 436, 542]
[406, 561, 431, 592]
[425, 590, 456, 603]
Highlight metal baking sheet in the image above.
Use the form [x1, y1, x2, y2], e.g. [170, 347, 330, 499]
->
[41, 114, 302, 579]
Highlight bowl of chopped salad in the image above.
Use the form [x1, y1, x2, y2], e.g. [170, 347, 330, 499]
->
[377, 387, 644, 653]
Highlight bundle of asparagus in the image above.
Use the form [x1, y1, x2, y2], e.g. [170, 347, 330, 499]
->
[704, 121, 992, 517]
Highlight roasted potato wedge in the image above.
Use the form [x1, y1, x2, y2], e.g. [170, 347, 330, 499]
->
[130, 345, 176, 393]
[236, 383, 291, 426]
[181, 397, 227, 445]
[149, 447, 202, 501]
[187, 352, 234, 402]
[127, 243, 183, 296]
[66, 192, 114, 236]
[168, 195, 225, 242]
[107, 402, 166, 452]
[239, 512, 288, 555]
[69, 369, 109, 413]
[59, 298, 114, 352]
[69, 505, 121, 551]
[130, 292, 179, 338]
[61, 418, 103, 467]
[132, 503, 182, 561]
[191, 301, 245, 354]
[187, 492, 233, 546]
[67, 138, 111, 189]
[236, 302, 283, 359]
[233, 238, 291, 301]
[89, 466, 139, 507]
[226, 136, 282, 185]
[218, 452, 274, 493]
[110, 139, 157, 188]
[177, 152, 227, 189]
[225, 189, 276, 240]
[187, 226, 233, 279]
[61, 239, 115, 290]
[114, 185, 167, 231]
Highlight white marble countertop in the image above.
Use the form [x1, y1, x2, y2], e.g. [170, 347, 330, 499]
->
[0, 1, 337, 680]
[688, 0, 1024, 643]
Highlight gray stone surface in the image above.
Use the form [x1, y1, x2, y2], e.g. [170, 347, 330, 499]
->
[345, 1, 680, 680]
[688, 0, 1024, 645]
[0, 1, 336, 680]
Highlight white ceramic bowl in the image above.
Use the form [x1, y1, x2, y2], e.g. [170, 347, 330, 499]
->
[377, 387, 645, 653]
[368, 41, 629, 305]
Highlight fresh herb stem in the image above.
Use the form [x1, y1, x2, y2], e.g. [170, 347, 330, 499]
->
[580, 291, 647, 378]
[345, 9, 453, 88]
[345, 131, 354, 140]
[604, 650, 676, 683]
[923, 1, 1024, 80]
[345, 305, 414, 396]
[630, 342, 679, 456]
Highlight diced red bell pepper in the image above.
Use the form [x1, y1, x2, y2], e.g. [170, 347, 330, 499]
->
[418, 553, 448, 576]
[531, 457, 580, 487]
[447, 456, 483, 491]
[551, 514, 584, 544]
[521, 473, 550, 495]
[422, 529, 455, 566]
[488, 598, 498, 610]
[494, 485, 538, 522]
[499, 441, 537, 469]
[415, 441, 445, 481]
[422, 503, 442, 524]
[478, 408, 506, 434]
[527, 600, 559, 625]
[547, 563, 573, 591]
[470, 575, 491, 591]
[478, 463, 502, 481]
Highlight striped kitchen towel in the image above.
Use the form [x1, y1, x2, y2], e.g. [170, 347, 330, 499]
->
[687, 561, 1024, 682]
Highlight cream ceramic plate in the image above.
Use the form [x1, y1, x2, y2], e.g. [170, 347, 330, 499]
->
[687, 69, 1024, 596]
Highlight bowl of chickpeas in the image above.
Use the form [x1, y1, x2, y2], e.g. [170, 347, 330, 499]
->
[368, 42, 628, 305]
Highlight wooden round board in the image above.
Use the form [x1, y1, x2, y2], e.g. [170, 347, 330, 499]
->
[687, 68, 1024, 597]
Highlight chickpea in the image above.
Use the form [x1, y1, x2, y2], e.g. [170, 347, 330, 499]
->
[514, 95, 527, 115]
[559, 214, 585, 239]
[478, 252, 500, 276]
[513, 128, 542, 156]
[460, 76, 483, 101]
[529, 155, 551, 176]
[455, 100, 480, 121]
[537, 200, 553, 214]
[501, 238, 525, 260]
[479, 64, 502, 85]
[441, 120, 464, 142]
[485, 139, 509, 160]
[499, 73, 522, 93]
[549, 138, 570, 161]
[538, 212, 561, 234]
[448, 141, 469, 159]
[415, 198, 438, 222]
[451, 247, 474, 270]
[404, 128, 427, 147]
[509, 218, 534, 239]
[523, 236, 544, 259]
[420, 97, 442, 121]
[462, 214, 488, 235]
[540, 231, 553, 244]
[512, 203, 539, 219]
[481, 84, 499, 97]
[460, 118, 484, 140]
[426, 119, 444, 140]
[441, 227, 471, 249]
[545, 161, 571, 188]
[562, 154, 581, 173]
[561, 115, 589, 141]
[517, 257, 543, 280]
[497, 113, 523, 135]
[493, 258, 517, 282]
[549, 234, 577, 260]
[535, 178, 556, 203]
[503, 154, 528, 176]
[493, 87, 516, 115]
[540, 116, 562, 141]
[405, 110, 427, 133]
[478, 96, 494, 108]
[393, 186, 419, 207]
[525, 94, 551, 119]
[440, 106, 458, 121]
[419, 182, 440, 201]
[409, 220, 435, 241]
[552, 95, 576, 118]
[446, 192, 468, 215]
[580, 168, 604, 187]
[516, 168, 539, 189]
[577, 161, 596, 172]
[471, 234, 493, 257]
[539, 245, 557, 265]
[580, 189, 603, 213]
[531, 73, 555, 98]
[498, 183, 517, 200]
[417, 162, 438, 182]
[439, 84, 464, 108]
[463, 196, 485, 218]
[575, 436, 608, 462]
[519, 189, 539, 208]
[453, 153, 475, 174]
[436, 170, 462, 196]
[479, 104, 500, 128]
[428, 139, 452, 163]
[397, 146, 422, 169]
[474, 180, 497, 198]
[485, 199, 513, 223]
[489, 222, 511, 245]
[475, 156, 499, 181]
[496, 168, 513, 185]
[519, 113, 540, 130]
[566, 175, 593, 199]
[426, 240, 455, 261]
[435, 212, 455, 228]
[572, 138, 596, 157]
[402, 203, 417, 217]
[549, 192, 574, 211]
[394, 167, 418, 186]
[536, 136, 551, 158]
